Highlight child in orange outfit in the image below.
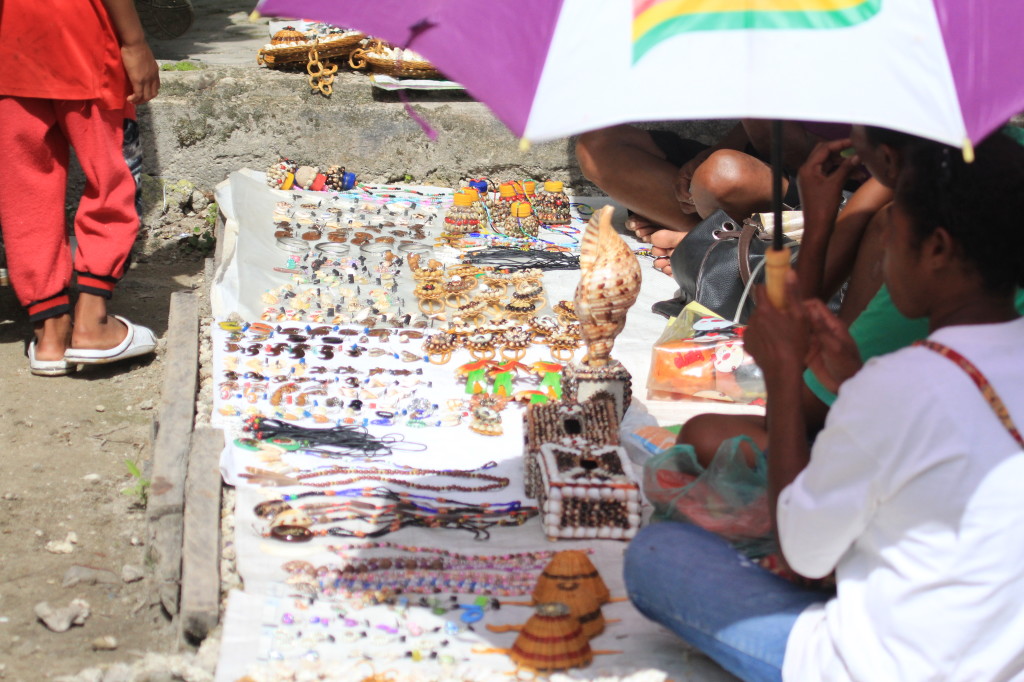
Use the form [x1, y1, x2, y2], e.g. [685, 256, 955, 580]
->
[0, 0, 160, 375]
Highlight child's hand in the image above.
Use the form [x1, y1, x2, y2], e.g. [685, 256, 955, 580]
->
[122, 42, 159, 104]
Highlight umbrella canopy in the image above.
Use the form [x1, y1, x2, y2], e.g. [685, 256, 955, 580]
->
[257, 0, 1024, 148]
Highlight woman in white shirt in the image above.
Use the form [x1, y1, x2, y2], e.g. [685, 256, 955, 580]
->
[624, 130, 1024, 682]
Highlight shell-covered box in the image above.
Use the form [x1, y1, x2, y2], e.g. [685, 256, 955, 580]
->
[523, 398, 641, 541]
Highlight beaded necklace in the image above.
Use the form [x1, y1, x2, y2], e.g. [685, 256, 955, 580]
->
[288, 569, 536, 598]
[270, 505, 537, 542]
[325, 541, 569, 570]
[291, 461, 509, 492]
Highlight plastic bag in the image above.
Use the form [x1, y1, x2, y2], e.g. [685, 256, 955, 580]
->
[642, 435, 775, 558]
[647, 302, 766, 404]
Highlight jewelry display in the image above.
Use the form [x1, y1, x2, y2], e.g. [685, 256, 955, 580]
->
[213, 175, 662, 677]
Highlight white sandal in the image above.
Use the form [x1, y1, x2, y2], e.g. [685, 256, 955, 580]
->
[63, 316, 157, 365]
[28, 340, 74, 377]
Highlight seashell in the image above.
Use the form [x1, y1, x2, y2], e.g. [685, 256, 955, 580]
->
[574, 206, 641, 366]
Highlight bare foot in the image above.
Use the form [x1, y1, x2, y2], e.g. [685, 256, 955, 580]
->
[625, 213, 666, 244]
[70, 315, 129, 351]
[648, 228, 686, 250]
[652, 246, 674, 277]
[33, 314, 73, 362]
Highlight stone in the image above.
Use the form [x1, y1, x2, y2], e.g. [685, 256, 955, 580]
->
[95, 405, 106, 413]
[121, 564, 145, 583]
[83, 473, 102, 484]
[190, 189, 210, 212]
[91, 635, 118, 651]
[62, 565, 119, 588]
[45, 537, 75, 554]
[138, 399, 155, 411]
[34, 599, 90, 632]
[100, 664, 133, 682]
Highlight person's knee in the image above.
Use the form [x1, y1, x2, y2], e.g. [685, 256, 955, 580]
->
[575, 125, 652, 186]
[575, 128, 620, 184]
[690, 149, 760, 208]
[678, 414, 727, 467]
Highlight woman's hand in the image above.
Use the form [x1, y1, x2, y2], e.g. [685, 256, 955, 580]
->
[803, 298, 862, 394]
[796, 139, 859, 230]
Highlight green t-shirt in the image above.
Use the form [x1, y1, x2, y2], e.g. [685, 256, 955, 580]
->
[804, 285, 1024, 406]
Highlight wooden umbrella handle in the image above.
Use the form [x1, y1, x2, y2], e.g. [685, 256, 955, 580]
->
[765, 245, 792, 310]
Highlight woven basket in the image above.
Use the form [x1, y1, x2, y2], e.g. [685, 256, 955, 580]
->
[534, 551, 611, 606]
[509, 603, 593, 672]
[258, 32, 365, 67]
[349, 47, 444, 79]
[531, 570, 606, 639]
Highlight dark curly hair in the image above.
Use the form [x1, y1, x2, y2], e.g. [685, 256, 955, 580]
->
[896, 131, 1024, 292]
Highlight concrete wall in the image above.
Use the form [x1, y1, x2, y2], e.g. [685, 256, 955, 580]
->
[140, 67, 734, 192]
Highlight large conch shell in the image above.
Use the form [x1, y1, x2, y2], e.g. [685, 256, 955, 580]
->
[574, 206, 641, 367]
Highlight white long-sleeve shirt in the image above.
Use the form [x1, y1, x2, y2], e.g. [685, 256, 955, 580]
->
[779, 317, 1024, 682]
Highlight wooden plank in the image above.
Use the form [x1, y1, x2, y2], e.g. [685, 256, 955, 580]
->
[180, 426, 224, 643]
[146, 290, 199, 615]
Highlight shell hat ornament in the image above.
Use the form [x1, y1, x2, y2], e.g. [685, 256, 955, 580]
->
[574, 206, 642, 367]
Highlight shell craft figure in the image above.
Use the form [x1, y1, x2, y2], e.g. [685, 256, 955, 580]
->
[573, 206, 641, 367]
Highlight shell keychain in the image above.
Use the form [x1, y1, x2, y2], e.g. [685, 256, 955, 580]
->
[414, 281, 446, 315]
[499, 327, 534, 362]
[553, 300, 576, 325]
[423, 332, 459, 365]
[452, 298, 488, 324]
[464, 333, 497, 361]
[509, 279, 546, 313]
[306, 39, 339, 97]
[545, 331, 580, 363]
[468, 405, 503, 436]
[443, 274, 477, 309]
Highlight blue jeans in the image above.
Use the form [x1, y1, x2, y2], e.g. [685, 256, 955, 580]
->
[624, 523, 832, 682]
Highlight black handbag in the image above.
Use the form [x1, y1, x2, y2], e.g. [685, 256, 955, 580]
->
[668, 209, 798, 323]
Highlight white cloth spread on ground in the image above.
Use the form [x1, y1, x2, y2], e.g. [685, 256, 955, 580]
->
[210, 173, 752, 681]
[779, 317, 1024, 682]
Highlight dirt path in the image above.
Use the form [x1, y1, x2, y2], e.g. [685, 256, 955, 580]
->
[0, 253, 207, 680]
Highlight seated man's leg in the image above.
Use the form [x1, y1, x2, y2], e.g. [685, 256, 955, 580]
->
[625, 523, 830, 682]
[576, 125, 703, 233]
[679, 380, 833, 465]
[677, 413, 767, 468]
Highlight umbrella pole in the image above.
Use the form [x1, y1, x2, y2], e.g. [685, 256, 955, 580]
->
[765, 119, 791, 309]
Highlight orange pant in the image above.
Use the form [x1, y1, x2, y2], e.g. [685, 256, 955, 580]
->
[0, 96, 138, 321]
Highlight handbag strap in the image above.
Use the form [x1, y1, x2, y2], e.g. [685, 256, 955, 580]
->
[914, 339, 1024, 447]
[737, 222, 761, 285]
